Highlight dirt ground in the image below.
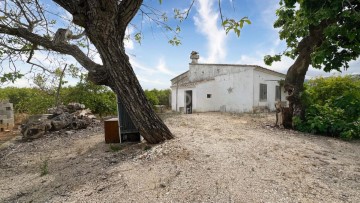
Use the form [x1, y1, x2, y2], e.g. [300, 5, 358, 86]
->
[0, 112, 359, 203]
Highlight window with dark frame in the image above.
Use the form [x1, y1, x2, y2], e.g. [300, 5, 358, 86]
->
[259, 84, 267, 101]
[275, 85, 281, 101]
[207, 94, 212, 98]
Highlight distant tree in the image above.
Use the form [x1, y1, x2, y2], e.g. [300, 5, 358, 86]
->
[157, 89, 171, 106]
[61, 75, 117, 117]
[0, 87, 54, 114]
[144, 90, 159, 106]
[265, 0, 360, 121]
[144, 89, 170, 107]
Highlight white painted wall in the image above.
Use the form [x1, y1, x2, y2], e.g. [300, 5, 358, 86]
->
[171, 64, 287, 113]
[171, 86, 196, 112]
[253, 70, 287, 111]
[194, 69, 254, 112]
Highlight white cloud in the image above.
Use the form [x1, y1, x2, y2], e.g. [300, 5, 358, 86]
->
[156, 58, 176, 76]
[236, 54, 293, 74]
[2, 76, 34, 88]
[124, 27, 135, 50]
[137, 76, 168, 85]
[193, 0, 227, 63]
[130, 56, 176, 77]
[128, 56, 177, 89]
[130, 57, 156, 75]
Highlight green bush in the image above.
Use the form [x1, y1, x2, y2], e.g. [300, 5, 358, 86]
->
[295, 76, 360, 140]
[0, 78, 117, 116]
[0, 78, 170, 117]
[144, 89, 170, 107]
[0, 87, 54, 114]
[144, 90, 159, 106]
[61, 78, 117, 116]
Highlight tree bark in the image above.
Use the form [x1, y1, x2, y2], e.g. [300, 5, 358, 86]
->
[284, 21, 329, 125]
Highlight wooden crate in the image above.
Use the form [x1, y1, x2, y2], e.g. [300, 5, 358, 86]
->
[104, 118, 120, 143]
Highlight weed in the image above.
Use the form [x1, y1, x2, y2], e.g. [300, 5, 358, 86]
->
[144, 145, 152, 151]
[109, 144, 122, 152]
[40, 160, 49, 176]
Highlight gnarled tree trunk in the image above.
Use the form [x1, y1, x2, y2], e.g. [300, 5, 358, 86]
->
[53, 0, 174, 143]
[284, 21, 329, 126]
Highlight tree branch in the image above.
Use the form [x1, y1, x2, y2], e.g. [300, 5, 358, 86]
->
[0, 24, 102, 73]
[52, 0, 78, 15]
[118, 0, 143, 29]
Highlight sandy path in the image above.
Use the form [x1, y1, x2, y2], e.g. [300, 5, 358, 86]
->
[0, 112, 359, 202]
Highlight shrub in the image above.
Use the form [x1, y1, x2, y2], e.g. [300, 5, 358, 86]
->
[295, 76, 360, 139]
[144, 89, 171, 107]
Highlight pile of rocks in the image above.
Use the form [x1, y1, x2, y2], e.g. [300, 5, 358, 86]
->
[21, 103, 96, 140]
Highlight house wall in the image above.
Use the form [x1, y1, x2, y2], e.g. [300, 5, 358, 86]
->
[189, 64, 252, 82]
[194, 70, 254, 113]
[171, 64, 287, 113]
[171, 86, 196, 112]
[253, 70, 287, 111]
[172, 68, 255, 113]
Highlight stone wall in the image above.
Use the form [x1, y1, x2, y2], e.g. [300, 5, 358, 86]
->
[0, 100, 14, 132]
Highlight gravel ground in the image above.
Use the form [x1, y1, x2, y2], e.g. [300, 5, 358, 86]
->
[0, 112, 359, 203]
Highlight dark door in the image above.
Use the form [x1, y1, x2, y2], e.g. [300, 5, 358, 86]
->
[185, 90, 192, 114]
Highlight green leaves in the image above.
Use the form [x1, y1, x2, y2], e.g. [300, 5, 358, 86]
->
[168, 36, 181, 46]
[0, 72, 24, 83]
[295, 76, 360, 139]
[264, 55, 282, 66]
[269, 0, 360, 73]
[134, 32, 142, 44]
[222, 17, 251, 37]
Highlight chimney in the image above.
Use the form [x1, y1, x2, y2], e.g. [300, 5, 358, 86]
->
[190, 51, 199, 64]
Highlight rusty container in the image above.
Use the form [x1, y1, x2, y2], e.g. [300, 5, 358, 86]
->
[104, 118, 120, 143]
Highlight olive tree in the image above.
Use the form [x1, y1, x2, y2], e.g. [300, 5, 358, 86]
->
[265, 0, 360, 119]
[0, 0, 175, 143]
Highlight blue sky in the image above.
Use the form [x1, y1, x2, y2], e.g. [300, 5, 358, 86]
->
[3, 0, 360, 89]
[125, 0, 360, 89]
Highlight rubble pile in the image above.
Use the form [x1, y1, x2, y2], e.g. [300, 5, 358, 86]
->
[21, 103, 96, 140]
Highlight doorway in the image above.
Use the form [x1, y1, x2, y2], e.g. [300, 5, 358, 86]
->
[185, 90, 192, 114]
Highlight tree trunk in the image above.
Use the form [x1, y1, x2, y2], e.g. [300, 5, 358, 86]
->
[69, 0, 174, 144]
[96, 42, 173, 144]
[284, 22, 328, 126]
[283, 42, 312, 120]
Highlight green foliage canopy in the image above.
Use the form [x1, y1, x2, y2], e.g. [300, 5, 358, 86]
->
[144, 89, 171, 107]
[265, 0, 360, 72]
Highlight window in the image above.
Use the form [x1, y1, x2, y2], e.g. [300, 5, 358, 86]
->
[275, 86, 281, 101]
[207, 94, 212, 98]
[6, 107, 11, 111]
[259, 84, 267, 101]
[0, 120, 2, 124]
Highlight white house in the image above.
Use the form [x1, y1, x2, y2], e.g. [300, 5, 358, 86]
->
[170, 52, 287, 113]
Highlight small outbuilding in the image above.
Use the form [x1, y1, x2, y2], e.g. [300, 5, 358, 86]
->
[171, 52, 287, 113]
[0, 100, 14, 132]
